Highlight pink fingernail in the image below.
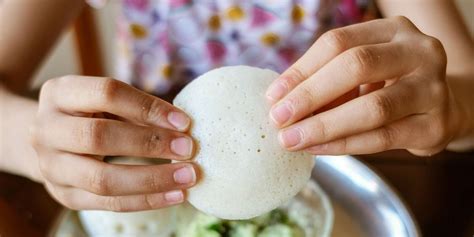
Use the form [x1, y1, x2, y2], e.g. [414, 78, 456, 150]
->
[270, 102, 293, 125]
[168, 112, 191, 131]
[170, 137, 193, 157]
[279, 128, 302, 148]
[164, 190, 184, 203]
[266, 81, 287, 102]
[173, 166, 196, 184]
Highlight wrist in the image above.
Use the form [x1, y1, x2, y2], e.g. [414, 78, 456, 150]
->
[0, 85, 44, 183]
[446, 75, 474, 151]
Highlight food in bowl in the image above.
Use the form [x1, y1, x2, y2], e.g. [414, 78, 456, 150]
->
[175, 180, 333, 237]
[78, 180, 333, 237]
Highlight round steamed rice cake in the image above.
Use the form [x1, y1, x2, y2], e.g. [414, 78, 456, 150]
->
[173, 66, 314, 220]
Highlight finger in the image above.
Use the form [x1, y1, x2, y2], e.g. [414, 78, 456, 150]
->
[38, 116, 194, 159]
[47, 76, 190, 131]
[315, 88, 359, 114]
[270, 42, 419, 127]
[41, 152, 197, 196]
[46, 183, 185, 212]
[266, 17, 399, 102]
[279, 79, 430, 150]
[305, 114, 443, 156]
[359, 81, 385, 96]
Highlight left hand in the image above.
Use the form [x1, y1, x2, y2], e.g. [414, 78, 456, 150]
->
[266, 16, 461, 156]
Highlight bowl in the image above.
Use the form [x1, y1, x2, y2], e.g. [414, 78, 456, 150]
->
[313, 155, 420, 237]
[50, 155, 420, 237]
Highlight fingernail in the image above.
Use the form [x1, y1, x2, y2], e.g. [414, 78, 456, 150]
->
[279, 128, 302, 148]
[170, 137, 193, 157]
[266, 81, 287, 102]
[270, 102, 293, 125]
[173, 166, 196, 184]
[164, 190, 184, 203]
[168, 112, 191, 131]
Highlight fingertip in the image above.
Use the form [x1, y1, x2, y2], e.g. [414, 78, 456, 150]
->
[173, 164, 197, 185]
[278, 127, 303, 149]
[170, 136, 194, 158]
[168, 111, 191, 131]
[269, 102, 293, 127]
[164, 190, 184, 204]
[265, 80, 287, 103]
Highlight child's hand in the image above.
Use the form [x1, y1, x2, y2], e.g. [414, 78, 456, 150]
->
[30, 76, 197, 211]
[266, 16, 460, 156]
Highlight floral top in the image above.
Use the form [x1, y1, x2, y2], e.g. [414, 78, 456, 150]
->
[88, 0, 377, 100]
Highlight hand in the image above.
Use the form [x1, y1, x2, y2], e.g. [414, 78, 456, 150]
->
[30, 76, 198, 211]
[266, 16, 460, 156]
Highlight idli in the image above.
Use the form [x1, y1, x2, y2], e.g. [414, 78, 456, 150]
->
[173, 66, 314, 220]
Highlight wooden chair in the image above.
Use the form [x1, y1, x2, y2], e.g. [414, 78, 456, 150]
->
[73, 6, 105, 76]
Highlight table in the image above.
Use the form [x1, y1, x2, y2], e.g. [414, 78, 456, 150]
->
[0, 150, 473, 237]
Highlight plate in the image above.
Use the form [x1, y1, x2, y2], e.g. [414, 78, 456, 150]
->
[49, 155, 420, 237]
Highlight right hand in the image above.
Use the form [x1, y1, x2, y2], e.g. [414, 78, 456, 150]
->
[30, 76, 198, 212]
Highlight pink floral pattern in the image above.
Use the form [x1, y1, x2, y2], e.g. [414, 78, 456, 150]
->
[90, 0, 374, 98]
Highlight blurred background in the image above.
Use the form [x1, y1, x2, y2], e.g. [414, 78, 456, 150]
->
[32, 0, 473, 89]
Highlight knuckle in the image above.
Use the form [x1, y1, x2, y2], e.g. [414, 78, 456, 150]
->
[41, 75, 74, 94]
[81, 120, 107, 152]
[40, 78, 56, 94]
[144, 133, 165, 156]
[39, 78, 60, 101]
[93, 78, 121, 106]
[421, 36, 447, 68]
[311, 117, 328, 142]
[421, 36, 444, 52]
[321, 29, 348, 52]
[89, 165, 111, 195]
[57, 75, 77, 84]
[366, 94, 393, 123]
[392, 16, 414, 28]
[345, 47, 376, 81]
[105, 197, 125, 212]
[296, 85, 316, 105]
[141, 98, 167, 125]
[341, 138, 348, 153]
[378, 127, 396, 150]
[142, 171, 164, 192]
[286, 67, 308, 84]
[143, 194, 157, 209]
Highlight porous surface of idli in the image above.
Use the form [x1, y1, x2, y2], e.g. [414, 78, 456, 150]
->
[173, 66, 314, 220]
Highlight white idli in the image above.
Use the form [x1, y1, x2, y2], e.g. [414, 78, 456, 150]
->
[173, 66, 314, 220]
